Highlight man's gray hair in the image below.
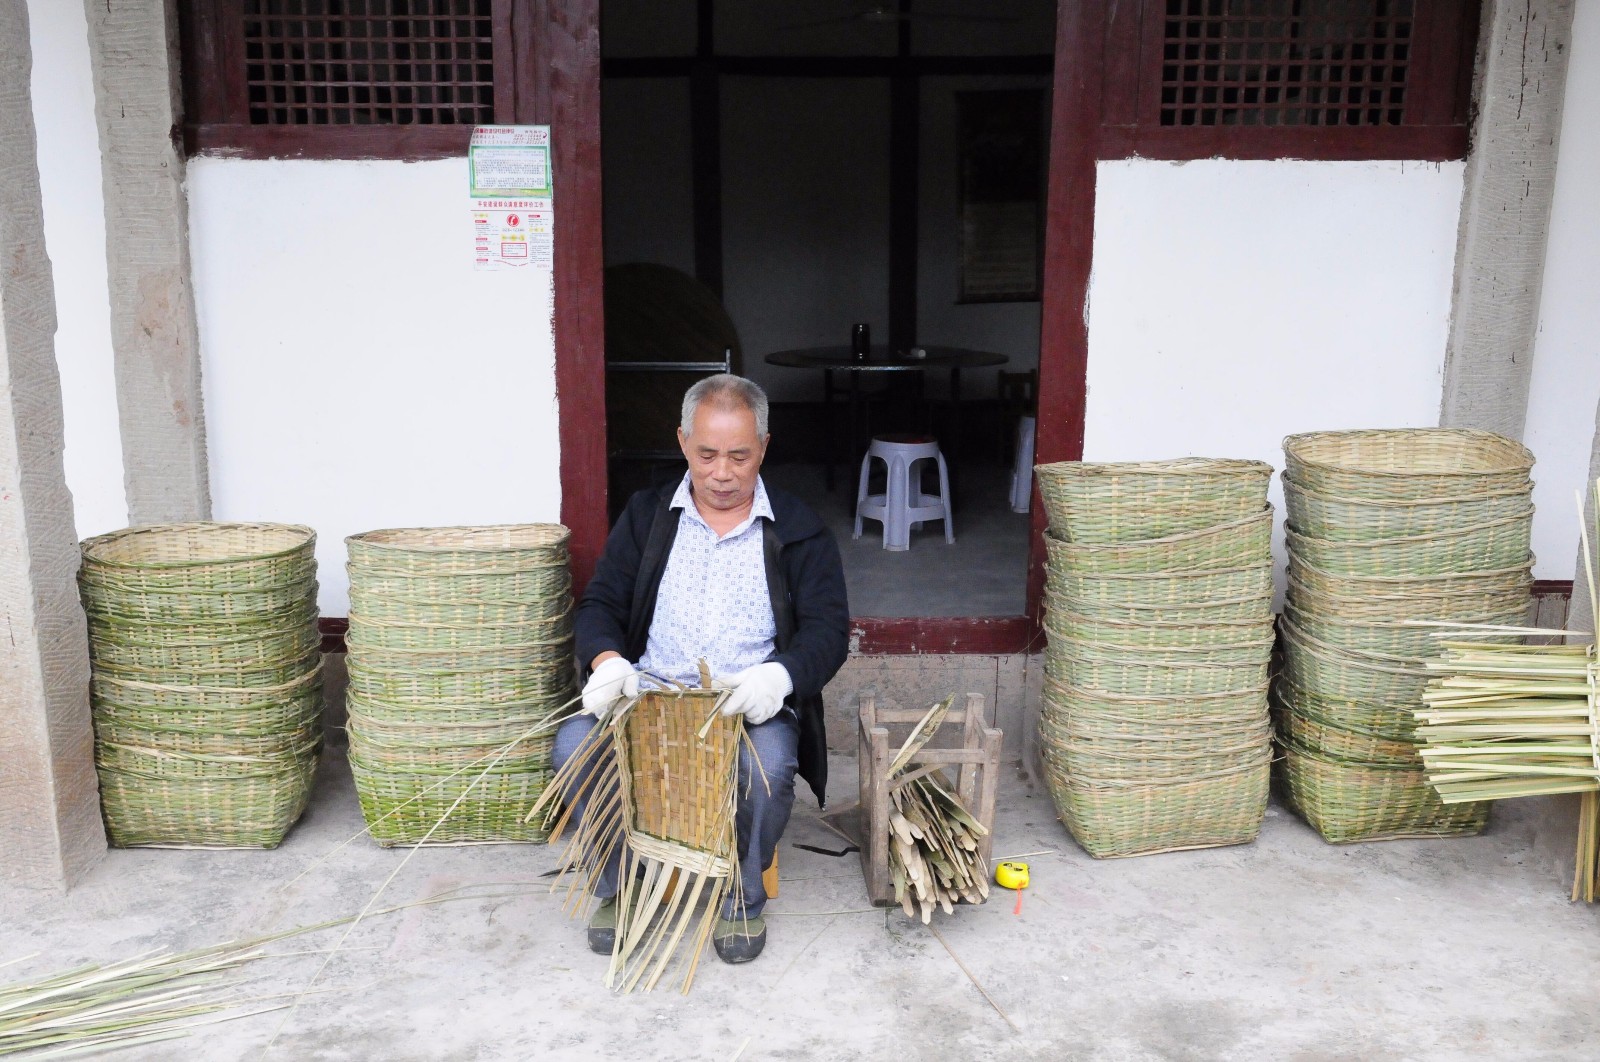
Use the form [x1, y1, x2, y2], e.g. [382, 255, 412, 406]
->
[681, 373, 770, 438]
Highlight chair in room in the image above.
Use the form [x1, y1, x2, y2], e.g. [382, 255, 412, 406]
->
[853, 434, 954, 551]
[996, 368, 1037, 466]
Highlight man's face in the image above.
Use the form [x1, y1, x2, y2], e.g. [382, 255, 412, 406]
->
[677, 402, 769, 513]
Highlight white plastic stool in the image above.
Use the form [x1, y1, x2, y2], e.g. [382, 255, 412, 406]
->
[1009, 414, 1036, 514]
[853, 435, 954, 551]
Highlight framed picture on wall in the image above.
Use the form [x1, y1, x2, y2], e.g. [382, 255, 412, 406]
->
[957, 89, 1045, 303]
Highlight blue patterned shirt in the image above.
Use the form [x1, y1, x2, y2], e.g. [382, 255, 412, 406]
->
[637, 474, 778, 687]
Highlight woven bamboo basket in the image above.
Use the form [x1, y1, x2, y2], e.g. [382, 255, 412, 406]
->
[1042, 510, 1272, 575]
[1283, 574, 1530, 622]
[1046, 647, 1272, 699]
[1045, 757, 1271, 859]
[347, 710, 555, 771]
[346, 659, 575, 706]
[344, 638, 571, 674]
[1049, 589, 1275, 624]
[80, 577, 319, 624]
[1275, 708, 1417, 767]
[1287, 555, 1533, 599]
[346, 610, 571, 651]
[1269, 677, 1418, 740]
[1034, 459, 1272, 544]
[1045, 564, 1274, 609]
[347, 524, 571, 573]
[1282, 601, 1525, 659]
[1282, 476, 1536, 542]
[1284, 513, 1534, 578]
[347, 587, 570, 626]
[88, 625, 321, 675]
[79, 522, 321, 849]
[1283, 429, 1533, 502]
[1041, 676, 1269, 727]
[349, 753, 554, 846]
[343, 567, 571, 605]
[92, 650, 323, 691]
[95, 716, 319, 758]
[1043, 607, 1274, 651]
[343, 688, 558, 728]
[1279, 620, 1427, 707]
[80, 523, 316, 587]
[345, 522, 575, 846]
[1277, 742, 1489, 843]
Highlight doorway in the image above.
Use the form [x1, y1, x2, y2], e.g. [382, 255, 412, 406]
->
[593, 1, 1058, 631]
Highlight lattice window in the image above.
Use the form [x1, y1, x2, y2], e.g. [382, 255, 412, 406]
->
[243, 0, 497, 126]
[1159, 0, 1415, 128]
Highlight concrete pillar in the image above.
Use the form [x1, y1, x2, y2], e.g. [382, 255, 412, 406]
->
[1439, 0, 1576, 439]
[0, 0, 107, 889]
[83, 0, 210, 523]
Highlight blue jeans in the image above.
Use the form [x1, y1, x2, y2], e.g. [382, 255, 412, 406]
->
[551, 709, 799, 919]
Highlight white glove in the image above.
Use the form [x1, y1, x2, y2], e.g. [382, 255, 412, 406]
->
[581, 656, 639, 720]
[716, 662, 793, 726]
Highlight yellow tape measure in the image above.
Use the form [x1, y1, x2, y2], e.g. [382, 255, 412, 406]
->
[994, 861, 1030, 890]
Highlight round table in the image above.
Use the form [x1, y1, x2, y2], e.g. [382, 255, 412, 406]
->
[764, 345, 1009, 494]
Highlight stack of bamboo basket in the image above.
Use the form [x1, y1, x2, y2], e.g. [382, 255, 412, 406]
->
[1034, 459, 1276, 857]
[1276, 429, 1536, 843]
[344, 525, 575, 845]
[79, 523, 322, 848]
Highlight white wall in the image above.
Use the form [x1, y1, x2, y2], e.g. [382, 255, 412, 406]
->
[187, 159, 562, 615]
[27, 0, 126, 540]
[1085, 159, 1465, 585]
[1524, 0, 1600, 582]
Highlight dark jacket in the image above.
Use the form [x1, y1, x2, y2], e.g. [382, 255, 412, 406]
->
[574, 481, 851, 805]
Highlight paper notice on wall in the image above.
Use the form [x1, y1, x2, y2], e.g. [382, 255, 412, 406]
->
[469, 125, 553, 271]
[472, 198, 553, 271]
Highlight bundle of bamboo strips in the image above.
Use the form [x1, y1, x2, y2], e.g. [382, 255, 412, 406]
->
[1411, 483, 1600, 900]
[1417, 640, 1598, 804]
[886, 699, 991, 922]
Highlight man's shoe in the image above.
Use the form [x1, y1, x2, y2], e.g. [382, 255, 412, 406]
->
[712, 914, 766, 964]
[587, 897, 619, 954]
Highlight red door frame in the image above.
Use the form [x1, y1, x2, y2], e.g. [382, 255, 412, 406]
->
[552, 0, 1099, 655]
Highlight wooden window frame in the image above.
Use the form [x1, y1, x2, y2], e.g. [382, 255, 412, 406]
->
[1098, 0, 1478, 162]
[179, 0, 532, 159]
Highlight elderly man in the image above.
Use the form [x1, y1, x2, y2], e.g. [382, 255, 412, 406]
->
[554, 373, 850, 963]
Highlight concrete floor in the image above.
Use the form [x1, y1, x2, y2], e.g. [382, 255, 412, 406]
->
[766, 459, 1031, 618]
[5, 745, 1599, 1061]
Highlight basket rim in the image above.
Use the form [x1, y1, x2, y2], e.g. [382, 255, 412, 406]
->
[1284, 507, 1534, 551]
[346, 524, 571, 554]
[81, 522, 316, 570]
[1288, 554, 1534, 586]
[1035, 457, 1273, 480]
[1282, 428, 1534, 479]
[1281, 473, 1534, 509]
[1043, 508, 1273, 552]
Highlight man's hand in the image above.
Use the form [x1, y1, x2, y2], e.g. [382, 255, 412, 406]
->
[716, 662, 793, 726]
[581, 655, 639, 720]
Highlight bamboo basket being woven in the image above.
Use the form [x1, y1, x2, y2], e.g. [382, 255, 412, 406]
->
[536, 686, 744, 995]
[79, 523, 321, 849]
